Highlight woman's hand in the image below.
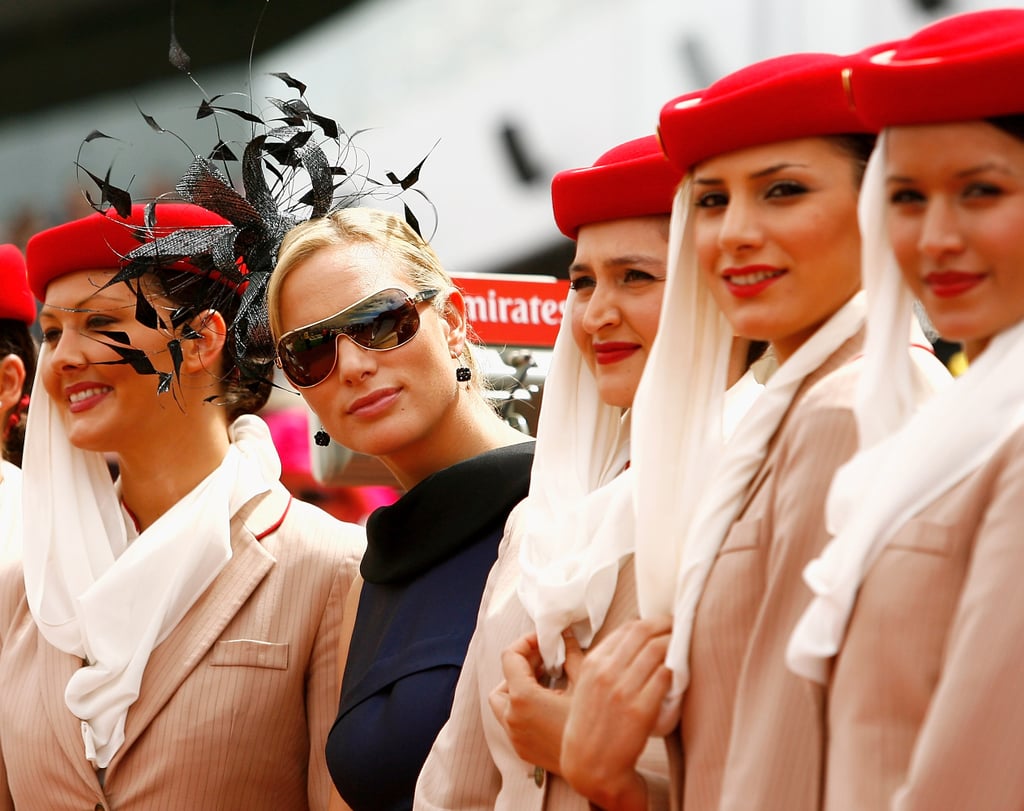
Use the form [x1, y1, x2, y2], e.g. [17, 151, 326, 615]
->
[560, 616, 673, 811]
[488, 631, 584, 774]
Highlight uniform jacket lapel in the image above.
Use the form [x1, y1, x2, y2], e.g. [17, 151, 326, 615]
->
[734, 331, 865, 522]
[108, 486, 291, 769]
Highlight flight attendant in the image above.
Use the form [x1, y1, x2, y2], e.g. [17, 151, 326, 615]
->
[414, 134, 682, 810]
[788, 10, 1024, 809]
[561, 53, 947, 811]
[0, 243, 35, 560]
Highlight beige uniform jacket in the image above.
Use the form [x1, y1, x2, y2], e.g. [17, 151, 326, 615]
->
[677, 333, 863, 811]
[0, 484, 364, 811]
[824, 424, 1024, 811]
[414, 520, 669, 811]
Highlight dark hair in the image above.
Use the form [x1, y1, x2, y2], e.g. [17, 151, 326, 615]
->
[0, 318, 37, 467]
[147, 269, 272, 421]
[825, 133, 878, 188]
[988, 114, 1024, 142]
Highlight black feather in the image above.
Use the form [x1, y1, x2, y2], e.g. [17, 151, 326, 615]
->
[74, 32, 438, 398]
[270, 72, 307, 95]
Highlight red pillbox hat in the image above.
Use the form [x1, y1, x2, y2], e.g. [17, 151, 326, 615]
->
[851, 9, 1024, 127]
[0, 244, 34, 324]
[659, 52, 874, 173]
[26, 203, 230, 302]
[551, 135, 682, 239]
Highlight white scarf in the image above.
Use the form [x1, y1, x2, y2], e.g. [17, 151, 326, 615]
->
[22, 345, 280, 768]
[784, 137, 1012, 684]
[516, 293, 633, 672]
[0, 459, 22, 562]
[632, 181, 868, 731]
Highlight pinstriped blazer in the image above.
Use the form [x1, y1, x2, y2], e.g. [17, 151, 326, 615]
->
[678, 332, 863, 811]
[0, 483, 364, 811]
[413, 512, 669, 811]
[824, 424, 1024, 811]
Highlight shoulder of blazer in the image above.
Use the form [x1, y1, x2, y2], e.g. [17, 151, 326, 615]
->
[240, 483, 367, 572]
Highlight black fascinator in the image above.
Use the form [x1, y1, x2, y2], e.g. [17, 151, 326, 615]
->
[76, 15, 433, 400]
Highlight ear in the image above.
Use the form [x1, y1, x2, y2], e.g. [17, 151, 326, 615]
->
[0, 354, 26, 415]
[180, 309, 229, 375]
[441, 288, 469, 359]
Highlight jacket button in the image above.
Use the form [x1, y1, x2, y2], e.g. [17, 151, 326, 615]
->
[95, 804, 105, 811]
[533, 765, 545, 788]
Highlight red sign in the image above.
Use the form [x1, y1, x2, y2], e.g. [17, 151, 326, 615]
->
[453, 273, 570, 348]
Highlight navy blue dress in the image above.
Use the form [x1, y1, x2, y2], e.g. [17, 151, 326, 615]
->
[325, 442, 535, 811]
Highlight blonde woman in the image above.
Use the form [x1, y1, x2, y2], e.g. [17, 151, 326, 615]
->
[268, 208, 533, 811]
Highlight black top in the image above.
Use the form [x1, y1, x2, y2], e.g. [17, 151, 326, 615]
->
[326, 441, 535, 811]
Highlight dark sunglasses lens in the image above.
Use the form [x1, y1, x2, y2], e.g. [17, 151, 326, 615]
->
[278, 290, 425, 387]
[280, 330, 339, 388]
[349, 300, 419, 350]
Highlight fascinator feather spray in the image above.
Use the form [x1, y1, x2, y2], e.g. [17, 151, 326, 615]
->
[69, 6, 434, 397]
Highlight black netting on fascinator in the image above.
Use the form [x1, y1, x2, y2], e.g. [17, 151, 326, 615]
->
[75, 11, 434, 410]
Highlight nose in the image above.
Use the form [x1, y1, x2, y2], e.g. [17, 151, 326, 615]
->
[917, 198, 964, 260]
[333, 333, 378, 385]
[580, 282, 621, 335]
[717, 195, 764, 255]
[47, 328, 88, 373]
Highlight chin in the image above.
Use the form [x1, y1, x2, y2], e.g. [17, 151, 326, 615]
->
[65, 431, 115, 455]
[596, 385, 631, 411]
[340, 426, 413, 460]
[928, 317, 981, 346]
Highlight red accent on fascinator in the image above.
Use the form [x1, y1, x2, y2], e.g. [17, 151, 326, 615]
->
[26, 203, 232, 303]
[658, 52, 875, 173]
[850, 9, 1024, 127]
[551, 135, 682, 239]
[0, 244, 34, 324]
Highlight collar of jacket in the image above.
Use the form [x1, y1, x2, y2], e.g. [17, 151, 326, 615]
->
[361, 441, 534, 584]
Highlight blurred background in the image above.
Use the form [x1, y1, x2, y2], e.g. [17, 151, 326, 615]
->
[1, 0, 1016, 274]
[2, 0, 1015, 516]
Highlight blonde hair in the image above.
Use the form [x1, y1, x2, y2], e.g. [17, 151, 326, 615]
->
[268, 207, 483, 387]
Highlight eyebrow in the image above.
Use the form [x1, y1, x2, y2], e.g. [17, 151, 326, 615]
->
[569, 254, 665, 274]
[39, 294, 129, 317]
[887, 162, 1014, 184]
[694, 161, 811, 185]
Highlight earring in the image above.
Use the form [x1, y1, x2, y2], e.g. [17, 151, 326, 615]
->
[456, 366, 472, 383]
[314, 429, 331, 447]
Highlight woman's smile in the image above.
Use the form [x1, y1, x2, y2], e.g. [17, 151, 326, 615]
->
[721, 265, 788, 298]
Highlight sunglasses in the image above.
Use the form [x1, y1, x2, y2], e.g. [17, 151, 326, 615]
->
[275, 287, 440, 388]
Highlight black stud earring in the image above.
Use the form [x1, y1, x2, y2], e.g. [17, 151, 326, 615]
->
[314, 429, 331, 447]
[456, 366, 472, 383]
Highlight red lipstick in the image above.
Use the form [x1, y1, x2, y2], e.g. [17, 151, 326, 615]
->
[593, 342, 639, 365]
[65, 382, 113, 414]
[721, 265, 787, 298]
[924, 271, 985, 299]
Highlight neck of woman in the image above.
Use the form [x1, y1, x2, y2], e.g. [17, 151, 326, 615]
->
[117, 408, 233, 532]
[382, 395, 528, 491]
